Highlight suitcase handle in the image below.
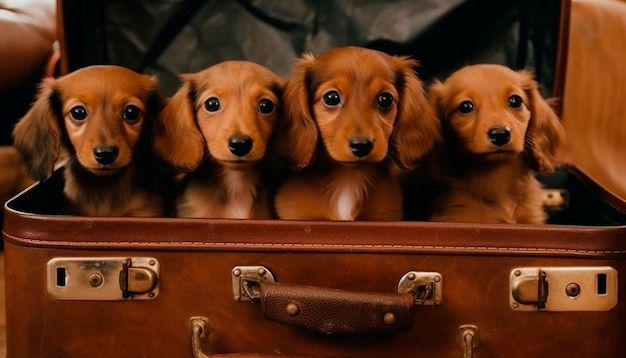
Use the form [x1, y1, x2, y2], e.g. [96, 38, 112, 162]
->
[259, 282, 416, 336]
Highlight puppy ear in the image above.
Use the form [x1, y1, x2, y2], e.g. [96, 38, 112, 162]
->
[389, 58, 442, 169]
[12, 78, 62, 181]
[521, 70, 566, 173]
[153, 75, 205, 172]
[423, 79, 458, 178]
[271, 55, 319, 170]
[427, 79, 447, 118]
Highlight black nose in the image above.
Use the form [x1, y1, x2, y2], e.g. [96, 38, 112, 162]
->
[93, 146, 119, 165]
[228, 135, 253, 157]
[487, 126, 511, 146]
[349, 136, 374, 158]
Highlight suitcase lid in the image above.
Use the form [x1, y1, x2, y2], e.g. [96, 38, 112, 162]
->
[57, 0, 564, 97]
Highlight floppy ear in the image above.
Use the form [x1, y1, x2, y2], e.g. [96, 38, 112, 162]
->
[388, 58, 442, 169]
[427, 79, 448, 119]
[270, 55, 319, 170]
[521, 70, 566, 173]
[152, 75, 205, 172]
[12, 78, 62, 181]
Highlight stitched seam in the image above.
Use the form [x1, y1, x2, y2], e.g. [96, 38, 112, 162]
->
[8, 236, 626, 254]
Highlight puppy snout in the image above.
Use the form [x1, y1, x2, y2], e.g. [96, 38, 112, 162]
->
[93, 146, 119, 165]
[228, 135, 253, 157]
[487, 126, 511, 147]
[348, 136, 374, 158]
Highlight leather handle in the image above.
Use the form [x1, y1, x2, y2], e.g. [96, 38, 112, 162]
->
[259, 282, 415, 336]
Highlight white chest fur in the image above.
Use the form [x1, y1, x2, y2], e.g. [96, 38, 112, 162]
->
[331, 169, 370, 221]
[221, 169, 257, 219]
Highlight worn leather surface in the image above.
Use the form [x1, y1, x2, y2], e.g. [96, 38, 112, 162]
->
[3, 242, 626, 357]
[558, 0, 626, 200]
[260, 282, 414, 336]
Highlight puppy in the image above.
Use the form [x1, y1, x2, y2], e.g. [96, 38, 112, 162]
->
[153, 61, 283, 219]
[12, 65, 168, 217]
[272, 46, 441, 221]
[426, 64, 566, 224]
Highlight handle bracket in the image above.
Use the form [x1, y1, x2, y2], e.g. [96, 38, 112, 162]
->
[397, 271, 443, 306]
[232, 266, 276, 301]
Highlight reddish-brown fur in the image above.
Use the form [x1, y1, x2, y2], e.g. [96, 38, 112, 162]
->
[12, 65, 167, 216]
[153, 61, 283, 219]
[272, 46, 441, 220]
[427, 64, 566, 223]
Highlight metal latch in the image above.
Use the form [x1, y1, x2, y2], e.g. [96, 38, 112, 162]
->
[541, 189, 569, 210]
[397, 271, 442, 306]
[232, 266, 276, 301]
[47, 257, 159, 300]
[510, 266, 617, 312]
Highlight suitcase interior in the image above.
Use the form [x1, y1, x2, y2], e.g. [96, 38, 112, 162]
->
[6, 164, 626, 226]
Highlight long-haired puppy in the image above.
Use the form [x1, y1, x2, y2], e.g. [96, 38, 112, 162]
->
[12, 65, 168, 217]
[272, 46, 441, 221]
[153, 61, 283, 219]
[426, 64, 566, 224]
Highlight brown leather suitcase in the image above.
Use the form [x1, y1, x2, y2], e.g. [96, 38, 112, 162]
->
[4, 0, 626, 357]
[3, 164, 626, 357]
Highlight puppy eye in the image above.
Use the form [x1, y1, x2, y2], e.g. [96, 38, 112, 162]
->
[69, 106, 88, 121]
[377, 92, 394, 109]
[204, 97, 221, 112]
[322, 90, 341, 107]
[458, 101, 475, 114]
[258, 98, 275, 114]
[122, 105, 142, 122]
[509, 94, 523, 108]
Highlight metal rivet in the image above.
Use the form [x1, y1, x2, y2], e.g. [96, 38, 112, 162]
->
[233, 269, 241, 277]
[149, 259, 156, 266]
[407, 273, 416, 281]
[512, 303, 519, 310]
[383, 312, 396, 325]
[565, 283, 581, 297]
[434, 275, 441, 282]
[514, 270, 521, 277]
[258, 268, 266, 276]
[88, 273, 103, 287]
[148, 292, 155, 298]
[286, 303, 300, 316]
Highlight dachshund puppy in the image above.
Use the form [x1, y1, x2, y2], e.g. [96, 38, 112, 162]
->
[426, 64, 566, 224]
[12, 65, 168, 217]
[153, 61, 283, 219]
[272, 46, 441, 221]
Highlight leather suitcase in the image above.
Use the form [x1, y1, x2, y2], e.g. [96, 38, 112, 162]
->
[4, 0, 626, 357]
[3, 164, 626, 357]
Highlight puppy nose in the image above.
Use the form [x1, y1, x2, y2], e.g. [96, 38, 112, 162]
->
[93, 146, 119, 165]
[487, 126, 511, 146]
[228, 135, 253, 157]
[349, 136, 373, 158]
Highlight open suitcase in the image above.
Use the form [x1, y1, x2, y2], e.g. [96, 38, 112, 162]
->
[4, 0, 626, 357]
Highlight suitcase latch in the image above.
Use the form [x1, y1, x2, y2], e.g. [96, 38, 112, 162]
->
[510, 266, 617, 312]
[47, 257, 160, 300]
[232, 266, 276, 301]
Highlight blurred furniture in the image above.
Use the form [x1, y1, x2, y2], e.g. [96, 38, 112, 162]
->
[0, 0, 56, 248]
